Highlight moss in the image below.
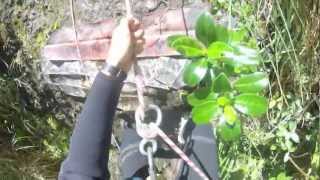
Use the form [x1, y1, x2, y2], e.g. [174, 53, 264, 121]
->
[0, 1, 71, 179]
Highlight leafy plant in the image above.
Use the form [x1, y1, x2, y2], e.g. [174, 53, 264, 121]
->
[167, 12, 268, 141]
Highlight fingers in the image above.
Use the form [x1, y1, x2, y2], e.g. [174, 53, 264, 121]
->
[136, 38, 145, 45]
[135, 38, 145, 54]
[117, 17, 145, 54]
[134, 29, 144, 39]
[128, 17, 141, 32]
[117, 18, 131, 35]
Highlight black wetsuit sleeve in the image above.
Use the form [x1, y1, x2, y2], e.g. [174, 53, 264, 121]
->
[58, 72, 124, 180]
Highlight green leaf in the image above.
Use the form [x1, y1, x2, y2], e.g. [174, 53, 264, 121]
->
[207, 42, 233, 60]
[237, 45, 258, 58]
[212, 73, 232, 93]
[234, 72, 268, 93]
[183, 59, 208, 87]
[217, 118, 241, 142]
[195, 12, 229, 46]
[230, 29, 247, 42]
[224, 52, 259, 65]
[288, 121, 297, 131]
[234, 94, 268, 117]
[192, 101, 221, 124]
[217, 96, 231, 106]
[275, 172, 292, 180]
[202, 68, 215, 87]
[167, 35, 187, 47]
[187, 87, 218, 106]
[214, 25, 230, 43]
[169, 36, 205, 57]
[223, 105, 237, 125]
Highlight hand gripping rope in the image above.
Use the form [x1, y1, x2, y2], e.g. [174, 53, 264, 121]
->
[125, 0, 209, 179]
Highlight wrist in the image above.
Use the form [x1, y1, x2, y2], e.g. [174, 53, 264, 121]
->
[107, 58, 132, 73]
[101, 62, 127, 81]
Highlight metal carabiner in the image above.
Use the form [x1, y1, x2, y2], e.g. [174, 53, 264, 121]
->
[139, 138, 157, 156]
[135, 104, 162, 139]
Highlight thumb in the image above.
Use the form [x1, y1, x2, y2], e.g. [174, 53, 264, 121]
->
[119, 18, 130, 32]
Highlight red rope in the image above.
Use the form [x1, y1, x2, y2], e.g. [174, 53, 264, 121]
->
[152, 124, 210, 180]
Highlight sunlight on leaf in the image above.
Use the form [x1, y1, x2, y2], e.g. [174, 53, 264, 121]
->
[234, 72, 268, 93]
[224, 105, 238, 125]
[207, 41, 233, 60]
[217, 96, 231, 106]
[192, 100, 221, 124]
[224, 52, 259, 65]
[183, 59, 208, 86]
[168, 36, 205, 57]
[234, 94, 268, 117]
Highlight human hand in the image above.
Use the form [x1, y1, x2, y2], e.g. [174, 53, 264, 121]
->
[107, 17, 145, 72]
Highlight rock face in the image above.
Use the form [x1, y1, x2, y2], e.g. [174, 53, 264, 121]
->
[40, 1, 210, 178]
[41, 0, 210, 112]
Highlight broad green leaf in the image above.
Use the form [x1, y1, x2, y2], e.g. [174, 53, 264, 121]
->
[212, 73, 232, 93]
[214, 25, 230, 43]
[195, 12, 230, 46]
[187, 87, 218, 106]
[224, 52, 259, 65]
[183, 59, 208, 87]
[221, 60, 236, 76]
[192, 101, 221, 124]
[207, 42, 233, 60]
[234, 94, 268, 117]
[234, 72, 268, 93]
[195, 12, 216, 46]
[237, 45, 258, 58]
[224, 105, 237, 125]
[217, 118, 241, 142]
[169, 36, 205, 57]
[167, 35, 188, 47]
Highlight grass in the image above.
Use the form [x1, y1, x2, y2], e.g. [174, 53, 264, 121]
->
[0, 146, 61, 180]
[213, 0, 320, 179]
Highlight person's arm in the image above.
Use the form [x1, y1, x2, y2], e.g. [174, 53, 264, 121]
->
[59, 18, 145, 180]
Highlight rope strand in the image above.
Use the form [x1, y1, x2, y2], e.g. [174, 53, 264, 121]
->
[152, 124, 209, 180]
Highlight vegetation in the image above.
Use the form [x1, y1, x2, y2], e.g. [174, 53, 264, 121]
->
[168, 12, 269, 142]
[0, 0, 319, 179]
[0, 1, 71, 179]
[211, 0, 320, 179]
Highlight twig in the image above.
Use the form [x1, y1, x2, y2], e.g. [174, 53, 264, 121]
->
[181, 0, 189, 36]
[288, 156, 309, 179]
[69, 0, 82, 61]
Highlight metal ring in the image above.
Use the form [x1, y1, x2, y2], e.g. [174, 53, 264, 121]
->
[139, 138, 157, 156]
[135, 104, 162, 127]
